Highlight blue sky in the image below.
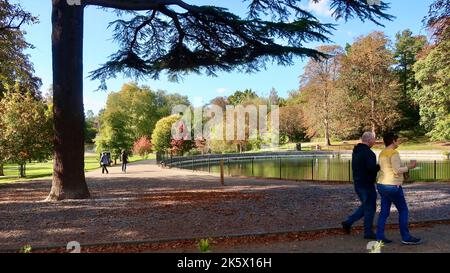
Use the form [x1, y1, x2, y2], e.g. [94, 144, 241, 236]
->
[12, 0, 433, 114]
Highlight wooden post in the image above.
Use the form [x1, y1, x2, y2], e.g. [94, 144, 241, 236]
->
[434, 160, 437, 180]
[348, 160, 351, 182]
[279, 158, 282, 179]
[220, 160, 224, 186]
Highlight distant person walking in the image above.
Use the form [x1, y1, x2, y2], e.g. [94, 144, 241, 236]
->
[120, 150, 129, 173]
[100, 152, 109, 174]
[342, 132, 379, 239]
[376, 132, 421, 245]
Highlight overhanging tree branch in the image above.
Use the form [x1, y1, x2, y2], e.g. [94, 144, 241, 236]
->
[84, 0, 199, 12]
[83, 0, 393, 89]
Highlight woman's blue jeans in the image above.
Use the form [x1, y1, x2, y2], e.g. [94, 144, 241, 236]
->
[376, 184, 411, 241]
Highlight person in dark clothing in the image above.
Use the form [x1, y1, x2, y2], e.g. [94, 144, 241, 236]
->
[120, 150, 129, 173]
[342, 132, 380, 239]
[100, 152, 109, 174]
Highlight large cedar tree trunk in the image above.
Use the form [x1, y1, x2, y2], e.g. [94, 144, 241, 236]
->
[46, 0, 90, 201]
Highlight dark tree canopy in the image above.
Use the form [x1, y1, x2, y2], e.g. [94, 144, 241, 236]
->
[86, 0, 394, 89]
[0, 0, 41, 98]
[0, 0, 36, 32]
[423, 0, 449, 41]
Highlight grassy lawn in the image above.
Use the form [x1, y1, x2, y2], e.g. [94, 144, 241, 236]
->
[0, 153, 155, 184]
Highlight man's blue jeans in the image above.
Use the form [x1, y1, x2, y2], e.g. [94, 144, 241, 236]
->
[376, 184, 411, 241]
[345, 184, 377, 237]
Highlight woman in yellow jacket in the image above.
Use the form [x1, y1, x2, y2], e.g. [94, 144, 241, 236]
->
[376, 133, 422, 245]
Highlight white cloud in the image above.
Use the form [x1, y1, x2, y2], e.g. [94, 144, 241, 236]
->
[216, 87, 227, 94]
[307, 0, 333, 18]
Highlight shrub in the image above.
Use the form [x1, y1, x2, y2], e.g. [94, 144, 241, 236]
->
[133, 136, 152, 158]
[198, 239, 211, 253]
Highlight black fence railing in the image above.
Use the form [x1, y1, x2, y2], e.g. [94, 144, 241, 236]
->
[156, 152, 450, 183]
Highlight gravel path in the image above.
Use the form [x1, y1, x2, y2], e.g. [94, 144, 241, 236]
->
[0, 160, 449, 251]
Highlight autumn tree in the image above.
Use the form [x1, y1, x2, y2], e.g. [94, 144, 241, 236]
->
[48, 0, 393, 200]
[209, 97, 228, 111]
[0, 90, 53, 177]
[279, 105, 308, 143]
[300, 45, 344, 146]
[133, 136, 153, 159]
[339, 31, 401, 136]
[423, 0, 449, 42]
[194, 138, 208, 154]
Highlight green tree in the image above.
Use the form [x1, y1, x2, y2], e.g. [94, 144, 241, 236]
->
[98, 83, 191, 142]
[151, 115, 182, 153]
[95, 110, 134, 164]
[84, 110, 98, 144]
[286, 89, 307, 106]
[412, 38, 450, 141]
[0, 1, 42, 176]
[115, 83, 159, 139]
[154, 90, 191, 119]
[48, 0, 393, 200]
[95, 91, 136, 163]
[393, 29, 427, 131]
[0, 90, 53, 177]
[95, 83, 192, 162]
[227, 89, 258, 106]
[0, 0, 40, 98]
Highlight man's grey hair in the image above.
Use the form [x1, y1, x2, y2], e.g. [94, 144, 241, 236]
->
[361, 132, 375, 143]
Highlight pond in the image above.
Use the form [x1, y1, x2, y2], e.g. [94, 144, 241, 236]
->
[177, 156, 450, 182]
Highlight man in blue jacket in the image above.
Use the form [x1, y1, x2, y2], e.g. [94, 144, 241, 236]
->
[342, 132, 380, 239]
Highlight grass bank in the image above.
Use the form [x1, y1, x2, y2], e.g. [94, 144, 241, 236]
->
[0, 154, 155, 184]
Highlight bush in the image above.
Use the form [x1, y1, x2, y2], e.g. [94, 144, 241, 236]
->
[133, 136, 152, 158]
[151, 115, 182, 152]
